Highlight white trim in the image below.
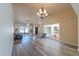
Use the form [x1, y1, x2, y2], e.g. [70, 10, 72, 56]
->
[77, 15, 79, 52]
[59, 40, 77, 47]
[77, 48, 79, 51]
[48, 37, 77, 46]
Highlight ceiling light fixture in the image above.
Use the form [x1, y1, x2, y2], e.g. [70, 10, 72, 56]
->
[37, 3, 48, 19]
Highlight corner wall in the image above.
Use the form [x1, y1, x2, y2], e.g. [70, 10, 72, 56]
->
[71, 3, 79, 51]
[41, 8, 77, 46]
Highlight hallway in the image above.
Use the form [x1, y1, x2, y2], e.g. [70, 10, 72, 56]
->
[12, 34, 79, 56]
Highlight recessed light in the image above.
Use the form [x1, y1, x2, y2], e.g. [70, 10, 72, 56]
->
[27, 24, 29, 26]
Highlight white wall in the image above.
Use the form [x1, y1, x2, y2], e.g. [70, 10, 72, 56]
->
[78, 16, 79, 51]
[0, 4, 14, 55]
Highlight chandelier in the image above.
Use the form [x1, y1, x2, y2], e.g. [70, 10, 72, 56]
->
[37, 4, 48, 19]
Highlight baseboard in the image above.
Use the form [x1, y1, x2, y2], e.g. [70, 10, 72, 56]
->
[48, 36, 77, 47]
[59, 40, 77, 47]
[11, 39, 14, 56]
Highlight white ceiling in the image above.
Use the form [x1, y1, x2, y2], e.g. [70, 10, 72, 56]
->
[13, 3, 73, 24]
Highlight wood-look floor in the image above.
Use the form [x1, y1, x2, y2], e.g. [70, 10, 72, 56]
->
[12, 34, 79, 56]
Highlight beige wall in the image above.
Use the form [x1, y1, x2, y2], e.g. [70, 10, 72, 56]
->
[41, 8, 78, 46]
[13, 3, 78, 46]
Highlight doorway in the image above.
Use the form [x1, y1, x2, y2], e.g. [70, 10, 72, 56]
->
[35, 27, 38, 35]
[44, 23, 60, 40]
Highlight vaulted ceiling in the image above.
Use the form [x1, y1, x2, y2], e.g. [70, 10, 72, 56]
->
[13, 3, 74, 25]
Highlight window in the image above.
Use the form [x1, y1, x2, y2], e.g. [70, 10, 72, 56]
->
[25, 27, 29, 33]
[19, 27, 25, 33]
[19, 26, 29, 33]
